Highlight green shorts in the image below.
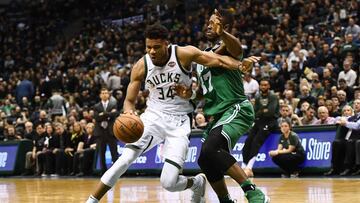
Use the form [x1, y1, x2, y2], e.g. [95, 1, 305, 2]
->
[203, 100, 255, 150]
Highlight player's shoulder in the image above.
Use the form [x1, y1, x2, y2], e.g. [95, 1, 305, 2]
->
[130, 57, 146, 79]
[175, 45, 200, 52]
[134, 56, 145, 67]
[176, 45, 201, 57]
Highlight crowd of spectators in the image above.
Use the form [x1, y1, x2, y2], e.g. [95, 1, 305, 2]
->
[0, 0, 360, 176]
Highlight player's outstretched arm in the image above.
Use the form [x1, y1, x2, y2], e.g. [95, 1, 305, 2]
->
[179, 45, 241, 70]
[123, 58, 145, 114]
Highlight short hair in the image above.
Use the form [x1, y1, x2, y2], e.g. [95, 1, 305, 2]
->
[35, 123, 44, 129]
[100, 87, 109, 92]
[279, 118, 292, 128]
[144, 24, 168, 40]
[260, 77, 270, 85]
[318, 106, 329, 113]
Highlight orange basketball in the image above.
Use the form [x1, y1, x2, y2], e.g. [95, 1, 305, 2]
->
[113, 114, 144, 143]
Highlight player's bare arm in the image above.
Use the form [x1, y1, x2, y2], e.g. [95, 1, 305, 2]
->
[212, 9, 242, 58]
[178, 45, 241, 70]
[123, 58, 145, 114]
[174, 55, 260, 100]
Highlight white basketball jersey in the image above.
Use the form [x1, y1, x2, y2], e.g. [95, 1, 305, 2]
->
[144, 45, 194, 115]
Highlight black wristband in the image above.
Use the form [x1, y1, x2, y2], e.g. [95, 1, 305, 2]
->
[241, 184, 256, 192]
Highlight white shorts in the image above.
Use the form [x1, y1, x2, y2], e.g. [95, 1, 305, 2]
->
[125, 109, 191, 168]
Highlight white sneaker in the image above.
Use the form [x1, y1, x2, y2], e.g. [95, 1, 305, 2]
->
[191, 173, 206, 203]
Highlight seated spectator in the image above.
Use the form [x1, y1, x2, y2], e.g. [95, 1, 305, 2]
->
[322, 66, 337, 88]
[337, 90, 348, 110]
[278, 104, 302, 127]
[283, 89, 299, 112]
[298, 85, 316, 108]
[269, 119, 305, 177]
[23, 121, 34, 140]
[340, 105, 354, 118]
[325, 99, 341, 118]
[316, 95, 326, 108]
[3, 125, 21, 141]
[338, 59, 357, 87]
[301, 106, 318, 125]
[338, 79, 354, 102]
[69, 122, 86, 176]
[269, 67, 285, 94]
[74, 123, 97, 176]
[32, 110, 49, 126]
[41, 123, 59, 176]
[329, 86, 338, 99]
[310, 80, 324, 99]
[195, 113, 208, 130]
[296, 101, 310, 117]
[277, 105, 291, 125]
[23, 123, 46, 176]
[314, 106, 336, 125]
[243, 73, 259, 99]
[53, 122, 71, 176]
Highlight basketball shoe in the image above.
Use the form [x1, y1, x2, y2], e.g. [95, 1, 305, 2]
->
[191, 173, 206, 203]
[245, 186, 270, 203]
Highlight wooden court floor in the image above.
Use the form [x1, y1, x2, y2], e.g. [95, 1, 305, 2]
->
[0, 177, 359, 203]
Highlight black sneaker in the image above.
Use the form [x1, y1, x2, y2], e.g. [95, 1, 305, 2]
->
[324, 168, 338, 176]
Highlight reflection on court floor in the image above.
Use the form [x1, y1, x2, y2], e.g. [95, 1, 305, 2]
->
[0, 177, 359, 202]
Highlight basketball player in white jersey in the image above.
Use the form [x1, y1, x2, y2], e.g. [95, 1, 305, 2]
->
[86, 24, 244, 203]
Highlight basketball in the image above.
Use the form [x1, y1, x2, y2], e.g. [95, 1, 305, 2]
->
[113, 114, 144, 143]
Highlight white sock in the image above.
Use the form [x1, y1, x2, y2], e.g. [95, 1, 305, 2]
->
[246, 156, 256, 169]
[160, 162, 187, 192]
[86, 195, 98, 203]
[242, 162, 247, 168]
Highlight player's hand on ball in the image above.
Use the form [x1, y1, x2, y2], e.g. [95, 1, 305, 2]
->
[240, 56, 260, 73]
[172, 83, 192, 99]
[123, 109, 136, 116]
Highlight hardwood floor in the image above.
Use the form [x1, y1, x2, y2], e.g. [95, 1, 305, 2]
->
[0, 177, 359, 202]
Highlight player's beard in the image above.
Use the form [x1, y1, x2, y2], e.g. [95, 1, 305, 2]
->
[206, 30, 219, 43]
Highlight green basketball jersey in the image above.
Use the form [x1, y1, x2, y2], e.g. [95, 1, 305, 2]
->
[196, 64, 247, 116]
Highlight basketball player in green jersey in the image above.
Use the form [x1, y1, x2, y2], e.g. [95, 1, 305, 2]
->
[175, 9, 270, 203]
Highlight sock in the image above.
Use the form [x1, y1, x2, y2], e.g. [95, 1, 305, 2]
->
[246, 157, 256, 169]
[86, 195, 99, 203]
[241, 162, 247, 168]
[240, 179, 256, 193]
[218, 193, 232, 202]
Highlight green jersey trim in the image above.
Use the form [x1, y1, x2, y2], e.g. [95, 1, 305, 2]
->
[221, 130, 233, 152]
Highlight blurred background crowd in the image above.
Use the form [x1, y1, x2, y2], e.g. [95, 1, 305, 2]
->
[0, 0, 360, 176]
